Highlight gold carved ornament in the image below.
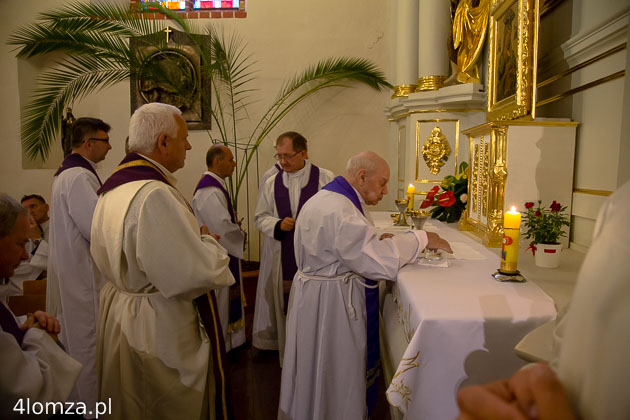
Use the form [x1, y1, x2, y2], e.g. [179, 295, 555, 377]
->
[453, 0, 490, 84]
[421, 127, 451, 175]
[482, 142, 490, 216]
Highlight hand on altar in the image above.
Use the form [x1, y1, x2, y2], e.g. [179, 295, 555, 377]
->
[280, 217, 295, 232]
[21, 310, 61, 342]
[425, 232, 453, 254]
[456, 363, 576, 420]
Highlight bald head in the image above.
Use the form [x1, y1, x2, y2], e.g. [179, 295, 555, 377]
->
[345, 151, 390, 205]
[206, 144, 236, 179]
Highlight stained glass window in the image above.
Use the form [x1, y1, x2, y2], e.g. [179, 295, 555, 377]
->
[140, 1, 186, 11]
[194, 0, 239, 10]
[137, 0, 243, 13]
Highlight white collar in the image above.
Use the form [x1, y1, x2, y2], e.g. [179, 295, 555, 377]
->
[285, 160, 311, 178]
[138, 154, 178, 185]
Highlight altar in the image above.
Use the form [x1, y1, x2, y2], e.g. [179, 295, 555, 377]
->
[373, 212, 560, 420]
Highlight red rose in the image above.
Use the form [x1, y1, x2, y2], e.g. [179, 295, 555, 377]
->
[535, 210, 541, 217]
[525, 202, 534, 209]
[420, 197, 434, 209]
[550, 200, 562, 212]
[437, 190, 456, 207]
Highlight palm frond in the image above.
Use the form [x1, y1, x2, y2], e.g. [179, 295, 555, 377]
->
[21, 57, 130, 160]
[10, 3, 393, 213]
[234, 57, 391, 194]
[8, 2, 195, 160]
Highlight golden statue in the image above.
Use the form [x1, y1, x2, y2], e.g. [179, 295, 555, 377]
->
[453, 0, 490, 84]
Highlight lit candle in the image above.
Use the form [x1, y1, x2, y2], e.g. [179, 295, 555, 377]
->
[501, 206, 521, 274]
[407, 184, 415, 211]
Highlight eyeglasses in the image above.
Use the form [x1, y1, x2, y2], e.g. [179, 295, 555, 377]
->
[88, 137, 110, 143]
[274, 150, 303, 161]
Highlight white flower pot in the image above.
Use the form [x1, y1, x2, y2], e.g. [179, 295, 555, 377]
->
[534, 243, 562, 268]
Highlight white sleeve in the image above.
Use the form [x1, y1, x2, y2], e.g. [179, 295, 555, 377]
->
[67, 172, 99, 241]
[334, 210, 426, 280]
[0, 328, 82, 419]
[193, 188, 244, 259]
[254, 176, 281, 238]
[135, 187, 235, 300]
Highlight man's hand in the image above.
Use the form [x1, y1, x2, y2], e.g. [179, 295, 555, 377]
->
[27, 214, 42, 240]
[456, 363, 576, 420]
[200, 225, 221, 241]
[20, 311, 61, 342]
[280, 217, 295, 232]
[425, 232, 453, 254]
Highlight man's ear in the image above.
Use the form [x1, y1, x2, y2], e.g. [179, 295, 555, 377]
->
[157, 133, 169, 151]
[357, 168, 367, 184]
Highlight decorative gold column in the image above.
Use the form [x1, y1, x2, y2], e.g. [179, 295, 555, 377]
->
[461, 123, 508, 247]
[416, 0, 451, 91]
[392, 0, 419, 98]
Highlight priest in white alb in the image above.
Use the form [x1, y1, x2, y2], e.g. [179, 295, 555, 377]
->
[193, 144, 246, 352]
[278, 151, 452, 419]
[253, 131, 334, 362]
[47, 117, 112, 414]
[90, 103, 235, 420]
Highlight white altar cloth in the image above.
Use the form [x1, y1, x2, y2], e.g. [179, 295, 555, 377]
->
[374, 213, 557, 419]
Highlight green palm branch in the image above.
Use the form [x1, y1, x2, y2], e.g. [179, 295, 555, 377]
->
[7, 1, 184, 160]
[8, 1, 393, 211]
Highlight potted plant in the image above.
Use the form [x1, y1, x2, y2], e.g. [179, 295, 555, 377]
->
[419, 161, 468, 223]
[522, 200, 570, 268]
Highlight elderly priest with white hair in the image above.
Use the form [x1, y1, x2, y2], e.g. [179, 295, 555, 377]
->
[90, 102, 235, 420]
[279, 151, 452, 419]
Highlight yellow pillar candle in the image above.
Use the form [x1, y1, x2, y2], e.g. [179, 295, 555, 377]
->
[407, 184, 415, 211]
[501, 206, 521, 274]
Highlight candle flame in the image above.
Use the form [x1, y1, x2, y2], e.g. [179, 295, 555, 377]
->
[511, 206, 517, 213]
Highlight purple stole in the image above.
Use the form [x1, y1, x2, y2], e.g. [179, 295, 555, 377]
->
[55, 153, 102, 186]
[322, 176, 380, 417]
[0, 302, 25, 346]
[99, 153, 233, 420]
[273, 164, 320, 312]
[194, 174, 244, 335]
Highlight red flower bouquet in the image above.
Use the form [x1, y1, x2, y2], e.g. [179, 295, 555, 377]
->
[420, 162, 468, 223]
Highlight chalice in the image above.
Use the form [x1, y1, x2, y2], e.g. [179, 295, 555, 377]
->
[409, 210, 430, 230]
[394, 199, 409, 226]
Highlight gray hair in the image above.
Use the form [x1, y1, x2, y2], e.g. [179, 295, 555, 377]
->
[0, 193, 27, 238]
[345, 151, 381, 177]
[128, 103, 182, 154]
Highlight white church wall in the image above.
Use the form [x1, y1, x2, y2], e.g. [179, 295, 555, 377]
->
[0, 0, 392, 261]
[563, 3, 628, 249]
